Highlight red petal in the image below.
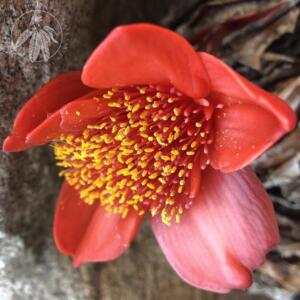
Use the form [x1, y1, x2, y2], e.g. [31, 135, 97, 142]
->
[26, 111, 64, 146]
[198, 52, 296, 172]
[200, 52, 296, 131]
[151, 167, 279, 292]
[210, 103, 286, 172]
[54, 182, 142, 266]
[82, 23, 210, 99]
[26, 97, 112, 146]
[60, 98, 112, 131]
[3, 71, 93, 152]
[189, 151, 202, 198]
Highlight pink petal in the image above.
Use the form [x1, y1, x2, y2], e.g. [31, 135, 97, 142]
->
[151, 167, 279, 293]
[82, 23, 210, 98]
[54, 182, 143, 266]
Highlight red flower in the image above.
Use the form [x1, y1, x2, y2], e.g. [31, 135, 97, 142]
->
[3, 24, 296, 293]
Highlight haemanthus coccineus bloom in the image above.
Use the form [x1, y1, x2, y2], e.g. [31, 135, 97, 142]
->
[3, 24, 296, 293]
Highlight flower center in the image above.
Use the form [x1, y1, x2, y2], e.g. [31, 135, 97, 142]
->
[54, 85, 218, 225]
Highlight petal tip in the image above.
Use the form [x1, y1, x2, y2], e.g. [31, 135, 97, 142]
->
[2, 135, 28, 152]
[224, 253, 253, 291]
[2, 136, 13, 152]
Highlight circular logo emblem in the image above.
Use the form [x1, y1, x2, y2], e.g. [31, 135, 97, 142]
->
[11, 10, 63, 62]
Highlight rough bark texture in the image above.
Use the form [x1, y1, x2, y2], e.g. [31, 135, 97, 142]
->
[0, 1, 298, 300]
[0, 1, 98, 299]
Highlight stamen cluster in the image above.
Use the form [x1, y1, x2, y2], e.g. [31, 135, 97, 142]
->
[54, 85, 215, 224]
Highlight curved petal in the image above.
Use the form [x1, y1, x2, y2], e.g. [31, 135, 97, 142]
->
[26, 97, 112, 146]
[82, 23, 210, 99]
[3, 71, 94, 152]
[59, 98, 112, 131]
[199, 52, 296, 131]
[210, 103, 286, 172]
[54, 182, 143, 266]
[26, 111, 65, 146]
[54, 182, 95, 256]
[151, 167, 279, 293]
